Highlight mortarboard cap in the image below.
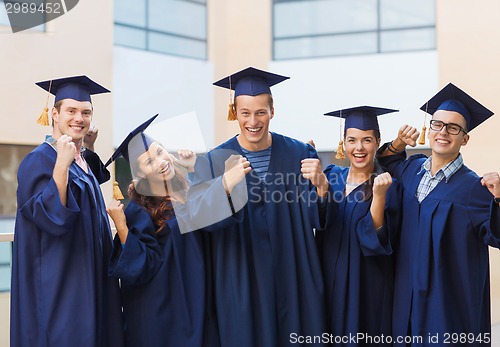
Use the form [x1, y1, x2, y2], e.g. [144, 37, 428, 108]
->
[213, 67, 289, 98]
[105, 114, 159, 168]
[324, 105, 398, 131]
[420, 82, 493, 132]
[35, 75, 110, 126]
[36, 75, 110, 104]
[213, 67, 289, 120]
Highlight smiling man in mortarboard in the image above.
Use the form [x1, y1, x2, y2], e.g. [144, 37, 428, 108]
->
[378, 83, 500, 346]
[11, 76, 125, 347]
[188, 67, 326, 346]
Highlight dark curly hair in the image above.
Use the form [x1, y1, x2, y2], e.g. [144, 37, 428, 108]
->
[128, 165, 189, 233]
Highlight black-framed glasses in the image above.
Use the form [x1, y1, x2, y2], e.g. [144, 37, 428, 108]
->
[429, 120, 467, 135]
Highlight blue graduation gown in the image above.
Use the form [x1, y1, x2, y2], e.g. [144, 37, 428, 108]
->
[190, 133, 326, 347]
[109, 201, 210, 347]
[379, 151, 500, 346]
[11, 142, 124, 347]
[315, 165, 400, 346]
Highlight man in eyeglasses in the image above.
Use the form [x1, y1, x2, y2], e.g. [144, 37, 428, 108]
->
[377, 83, 500, 346]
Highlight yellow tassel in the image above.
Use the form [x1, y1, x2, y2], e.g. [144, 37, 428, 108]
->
[37, 106, 50, 126]
[113, 181, 124, 200]
[417, 126, 427, 145]
[335, 140, 345, 159]
[227, 103, 236, 121]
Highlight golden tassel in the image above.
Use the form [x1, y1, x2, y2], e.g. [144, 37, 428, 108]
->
[38, 79, 52, 126]
[418, 102, 429, 145]
[417, 125, 427, 145]
[113, 181, 124, 200]
[226, 74, 236, 121]
[335, 140, 345, 159]
[37, 106, 50, 126]
[227, 103, 236, 120]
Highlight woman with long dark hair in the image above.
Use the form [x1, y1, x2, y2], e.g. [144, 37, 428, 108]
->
[106, 116, 211, 347]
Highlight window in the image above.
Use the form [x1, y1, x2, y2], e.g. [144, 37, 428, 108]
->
[0, 144, 36, 217]
[114, 0, 208, 60]
[273, 0, 435, 60]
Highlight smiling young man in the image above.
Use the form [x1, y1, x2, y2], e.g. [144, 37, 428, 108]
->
[11, 76, 124, 347]
[377, 83, 500, 346]
[190, 67, 326, 347]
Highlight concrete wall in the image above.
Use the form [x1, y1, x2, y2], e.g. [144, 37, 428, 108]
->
[112, 46, 214, 152]
[269, 51, 438, 151]
[0, 293, 8, 347]
[208, 0, 273, 146]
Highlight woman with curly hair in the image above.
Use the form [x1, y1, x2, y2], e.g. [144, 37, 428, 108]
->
[106, 116, 214, 347]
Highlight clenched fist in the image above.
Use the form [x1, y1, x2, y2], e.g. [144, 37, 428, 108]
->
[373, 172, 393, 197]
[56, 135, 77, 169]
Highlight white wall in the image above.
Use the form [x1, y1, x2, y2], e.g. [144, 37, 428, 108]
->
[269, 51, 438, 152]
[113, 47, 215, 152]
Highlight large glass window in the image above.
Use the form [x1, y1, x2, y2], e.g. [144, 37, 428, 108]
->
[114, 0, 207, 60]
[273, 0, 435, 60]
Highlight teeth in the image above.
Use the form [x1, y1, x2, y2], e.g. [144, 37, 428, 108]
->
[247, 128, 261, 133]
[161, 163, 170, 174]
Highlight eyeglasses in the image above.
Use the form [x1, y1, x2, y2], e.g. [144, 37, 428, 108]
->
[429, 120, 467, 135]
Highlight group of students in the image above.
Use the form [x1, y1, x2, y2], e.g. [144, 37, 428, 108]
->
[10, 67, 500, 347]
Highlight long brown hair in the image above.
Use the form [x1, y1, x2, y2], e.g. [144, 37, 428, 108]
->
[128, 165, 189, 233]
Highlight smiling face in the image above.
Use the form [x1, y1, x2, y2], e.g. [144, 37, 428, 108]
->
[344, 128, 380, 174]
[136, 142, 175, 184]
[234, 93, 274, 151]
[52, 98, 93, 146]
[428, 109, 469, 161]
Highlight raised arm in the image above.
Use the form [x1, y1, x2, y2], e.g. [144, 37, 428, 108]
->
[379, 125, 419, 157]
[370, 172, 393, 230]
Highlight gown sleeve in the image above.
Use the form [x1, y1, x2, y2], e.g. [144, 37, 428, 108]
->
[467, 178, 500, 248]
[108, 202, 164, 285]
[376, 142, 409, 180]
[17, 151, 80, 236]
[185, 153, 245, 232]
[356, 180, 401, 256]
[312, 165, 339, 232]
[83, 149, 111, 184]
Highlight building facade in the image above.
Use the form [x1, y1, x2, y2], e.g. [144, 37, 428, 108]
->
[1, 0, 500, 345]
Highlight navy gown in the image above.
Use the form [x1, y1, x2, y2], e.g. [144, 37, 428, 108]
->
[189, 133, 326, 347]
[315, 165, 400, 346]
[83, 148, 111, 184]
[11, 142, 124, 347]
[379, 150, 500, 346]
[109, 201, 211, 347]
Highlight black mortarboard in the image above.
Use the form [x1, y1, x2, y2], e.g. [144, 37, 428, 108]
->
[213, 67, 289, 98]
[324, 106, 398, 131]
[105, 114, 159, 167]
[420, 83, 493, 132]
[36, 75, 110, 103]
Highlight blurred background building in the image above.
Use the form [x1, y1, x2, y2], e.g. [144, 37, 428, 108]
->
[1, 0, 500, 345]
